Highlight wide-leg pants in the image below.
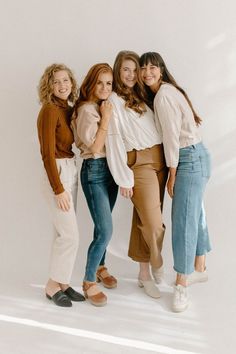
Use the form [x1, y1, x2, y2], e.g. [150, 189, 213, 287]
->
[42, 157, 79, 284]
[127, 144, 168, 268]
[172, 142, 211, 275]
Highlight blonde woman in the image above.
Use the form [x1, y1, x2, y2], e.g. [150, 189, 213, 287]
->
[37, 63, 85, 307]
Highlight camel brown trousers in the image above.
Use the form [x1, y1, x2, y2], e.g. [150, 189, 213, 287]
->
[127, 144, 168, 268]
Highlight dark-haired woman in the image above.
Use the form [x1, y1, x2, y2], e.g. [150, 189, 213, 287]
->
[71, 63, 118, 307]
[105, 51, 168, 299]
[140, 52, 211, 312]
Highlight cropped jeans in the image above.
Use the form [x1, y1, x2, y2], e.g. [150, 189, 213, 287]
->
[172, 142, 211, 275]
[80, 158, 118, 282]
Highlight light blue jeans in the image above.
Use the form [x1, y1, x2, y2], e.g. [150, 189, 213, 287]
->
[80, 158, 118, 282]
[172, 142, 211, 275]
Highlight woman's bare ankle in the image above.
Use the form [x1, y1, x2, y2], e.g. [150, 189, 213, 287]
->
[45, 279, 61, 296]
[138, 262, 152, 281]
[59, 283, 70, 291]
[176, 273, 187, 287]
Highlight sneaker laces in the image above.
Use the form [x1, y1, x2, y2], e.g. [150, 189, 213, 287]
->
[175, 285, 187, 300]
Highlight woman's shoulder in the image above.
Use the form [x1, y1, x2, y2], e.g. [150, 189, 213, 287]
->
[109, 92, 118, 99]
[77, 102, 99, 115]
[155, 83, 182, 103]
[38, 101, 59, 118]
[109, 92, 123, 104]
[158, 83, 178, 95]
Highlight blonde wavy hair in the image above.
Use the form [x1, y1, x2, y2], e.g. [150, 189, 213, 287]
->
[38, 63, 78, 105]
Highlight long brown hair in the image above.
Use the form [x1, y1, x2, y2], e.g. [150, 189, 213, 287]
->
[73, 63, 113, 115]
[113, 50, 148, 115]
[38, 63, 78, 105]
[139, 52, 202, 125]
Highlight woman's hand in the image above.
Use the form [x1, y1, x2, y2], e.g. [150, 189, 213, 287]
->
[120, 187, 133, 198]
[99, 100, 113, 124]
[90, 101, 113, 154]
[167, 167, 177, 198]
[55, 191, 70, 211]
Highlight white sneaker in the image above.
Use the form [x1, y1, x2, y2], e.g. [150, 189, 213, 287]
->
[151, 265, 164, 284]
[138, 279, 161, 298]
[172, 285, 189, 312]
[187, 270, 208, 286]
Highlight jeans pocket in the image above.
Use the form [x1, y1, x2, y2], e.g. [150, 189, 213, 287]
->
[127, 150, 136, 168]
[84, 159, 108, 183]
[177, 148, 202, 175]
[200, 149, 211, 178]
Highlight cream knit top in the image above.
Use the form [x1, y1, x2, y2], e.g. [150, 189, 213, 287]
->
[154, 83, 201, 167]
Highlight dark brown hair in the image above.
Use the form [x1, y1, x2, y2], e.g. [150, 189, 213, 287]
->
[113, 50, 148, 114]
[140, 52, 202, 125]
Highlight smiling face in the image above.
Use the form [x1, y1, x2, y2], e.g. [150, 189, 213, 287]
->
[52, 70, 72, 100]
[93, 71, 113, 101]
[140, 62, 162, 92]
[119, 59, 137, 88]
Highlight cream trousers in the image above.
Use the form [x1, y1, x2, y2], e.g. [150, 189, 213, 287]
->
[42, 157, 79, 284]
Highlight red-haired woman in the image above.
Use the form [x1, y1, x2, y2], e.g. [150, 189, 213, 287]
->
[71, 63, 118, 307]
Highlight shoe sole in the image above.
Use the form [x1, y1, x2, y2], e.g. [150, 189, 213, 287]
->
[187, 277, 208, 286]
[84, 294, 107, 307]
[46, 293, 72, 307]
[172, 302, 189, 312]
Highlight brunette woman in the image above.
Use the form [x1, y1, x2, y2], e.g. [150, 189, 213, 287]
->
[105, 51, 168, 298]
[140, 52, 211, 312]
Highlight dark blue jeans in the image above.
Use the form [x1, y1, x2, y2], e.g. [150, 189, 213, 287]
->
[80, 158, 118, 282]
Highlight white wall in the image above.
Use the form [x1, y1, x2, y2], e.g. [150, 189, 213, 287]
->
[0, 0, 235, 285]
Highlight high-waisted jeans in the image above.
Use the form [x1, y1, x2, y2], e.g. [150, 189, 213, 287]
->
[80, 158, 118, 282]
[172, 142, 211, 275]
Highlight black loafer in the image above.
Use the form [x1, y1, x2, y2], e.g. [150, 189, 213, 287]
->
[64, 287, 85, 301]
[46, 290, 72, 307]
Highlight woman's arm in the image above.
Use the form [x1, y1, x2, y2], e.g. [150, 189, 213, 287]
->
[75, 102, 111, 155]
[37, 105, 64, 195]
[105, 102, 134, 191]
[154, 90, 182, 198]
[38, 106, 72, 211]
[89, 100, 113, 154]
[167, 167, 177, 198]
[154, 92, 182, 168]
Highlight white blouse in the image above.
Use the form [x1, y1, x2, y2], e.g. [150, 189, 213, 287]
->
[105, 92, 162, 188]
[154, 83, 201, 168]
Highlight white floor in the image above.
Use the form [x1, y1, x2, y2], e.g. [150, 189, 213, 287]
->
[1, 176, 235, 354]
[1, 256, 235, 354]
